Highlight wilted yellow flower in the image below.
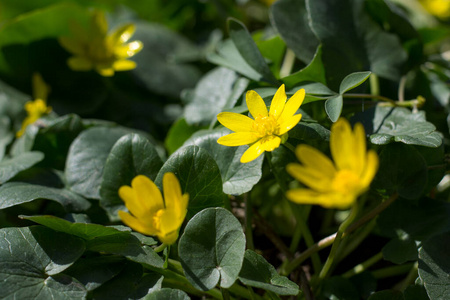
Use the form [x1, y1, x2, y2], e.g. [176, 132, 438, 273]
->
[286, 118, 378, 209]
[118, 173, 189, 245]
[59, 11, 143, 77]
[419, 0, 450, 19]
[16, 73, 52, 137]
[217, 84, 305, 163]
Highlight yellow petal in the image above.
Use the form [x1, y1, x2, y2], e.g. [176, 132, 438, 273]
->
[114, 41, 143, 58]
[217, 132, 259, 146]
[32, 73, 50, 101]
[112, 59, 137, 71]
[131, 175, 164, 213]
[360, 150, 379, 188]
[96, 66, 115, 77]
[278, 88, 305, 124]
[278, 114, 302, 135]
[295, 144, 336, 178]
[118, 210, 158, 236]
[67, 56, 93, 71]
[246, 90, 268, 118]
[91, 11, 108, 38]
[353, 123, 367, 176]
[286, 188, 330, 206]
[163, 172, 182, 210]
[269, 84, 287, 119]
[240, 140, 265, 163]
[217, 112, 254, 132]
[330, 118, 354, 171]
[286, 163, 332, 192]
[109, 23, 136, 45]
[59, 37, 85, 56]
[260, 135, 281, 152]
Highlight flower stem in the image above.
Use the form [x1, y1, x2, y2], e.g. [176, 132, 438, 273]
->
[371, 263, 415, 279]
[280, 193, 398, 276]
[283, 141, 296, 153]
[318, 203, 359, 279]
[341, 251, 384, 278]
[154, 243, 167, 253]
[280, 48, 296, 78]
[244, 193, 255, 250]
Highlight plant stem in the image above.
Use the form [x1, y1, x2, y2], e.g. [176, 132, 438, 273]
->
[318, 203, 359, 279]
[244, 193, 255, 250]
[280, 48, 296, 78]
[337, 218, 377, 262]
[280, 193, 398, 276]
[221, 287, 230, 300]
[371, 263, 415, 279]
[154, 243, 167, 253]
[341, 252, 384, 278]
[283, 141, 296, 153]
[370, 73, 380, 96]
[393, 262, 418, 291]
[398, 75, 407, 103]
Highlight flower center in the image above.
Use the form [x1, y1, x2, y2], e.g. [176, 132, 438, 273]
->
[252, 115, 279, 137]
[152, 209, 165, 231]
[331, 170, 362, 195]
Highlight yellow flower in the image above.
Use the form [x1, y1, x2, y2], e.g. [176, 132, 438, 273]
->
[419, 0, 450, 19]
[286, 118, 378, 209]
[118, 173, 189, 245]
[59, 11, 143, 77]
[16, 73, 52, 138]
[217, 84, 305, 163]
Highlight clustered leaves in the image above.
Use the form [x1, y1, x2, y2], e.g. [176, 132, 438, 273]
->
[0, 0, 449, 300]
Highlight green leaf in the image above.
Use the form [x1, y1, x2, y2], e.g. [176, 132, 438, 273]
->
[65, 256, 126, 292]
[418, 233, 450, 300]
[0, 151, 44, 184]
[255, 35, 286, 78]
[0, 3, 90, 73]
[325, 95, 343, 122]
[339, 71, 372, 94]
[322, 276, 360, 300]
[228, 18, 278, 85]
[165, 118, 207, 155]
[183, 129, 263, 195]
[100, 133, 163, 220]
[360, 107, 442, 148]
[155, 146, 223, 219]
[0, 182, 91, 212]
[183, 67, 249, 126]
[377, 198, 450, 241]
[374, 143, 427, 199]
[178, 207, 246, 291]
[270, 0, 319, 63]
[403, 284, 430, 300]
[144, 288, 190, 300]
[238, 250, 299, 295]
[93, 262, 163, 300]
[382, 237, 418, 264]
[0, 226, 86, 299]
[368, 290, 405, 300]
[282, 45, 327, 87]
[65, 126, 135, 199]
[289, 122, 331, 142]
[207, 39, 263, 82]
[131, 22, 201, 98]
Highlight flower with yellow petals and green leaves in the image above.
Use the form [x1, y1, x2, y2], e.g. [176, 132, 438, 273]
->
[217, 84, 305, 163]
[118, 173, 189, 245]
[16, 73, 52, 138]
[419, 0, 450, 19]
[286, 118, 379, 209]
[59, 11, 143, 77]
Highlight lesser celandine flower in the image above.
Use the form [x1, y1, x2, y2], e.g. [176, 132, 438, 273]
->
[419, 0, 450, 19]
[118, 173, 189, 245]
[59, 11, 143, 77]
[16, 73, 52, 137]
[217, 84, 305, 163]
[286, 118, 378, 209]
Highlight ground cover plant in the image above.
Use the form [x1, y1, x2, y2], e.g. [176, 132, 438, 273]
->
[0, 0, 449, 299]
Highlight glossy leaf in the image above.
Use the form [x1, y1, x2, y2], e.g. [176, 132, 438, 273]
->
[325, 95, 343, 122]
[0, 151, 44, 184]
[238, 250, 299, 295]
[270, 0, 319, 63]
[0, 226, 86, 299]
[65, 126, 135, 199]
[183, 67, 249, 126]
[178, 207, 246, 290]
[418, 233, 450, 300]
[165, 118, 207, 155]
[100, 133, 163, 219]
[183, 129, 263, 195]
[339, 71, 371, 94]
[155, 146, 223, 218]
[0, 182, 91, 212]
[93, 262, 163, 300]
[382, 237, 418, 264]
[227, 18, 278, 85]
[144, 288, 190, 300]
[322, 276, 360, 300]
